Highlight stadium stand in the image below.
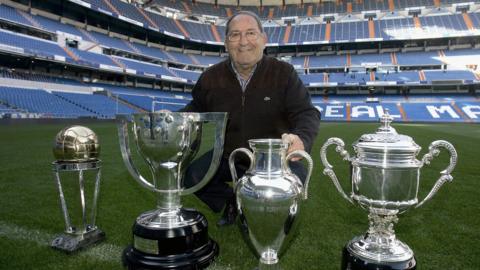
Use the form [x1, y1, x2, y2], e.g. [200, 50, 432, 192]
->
[0, 83, 140, 119]
[0, 0, 479, 122]
[53, 91, 138, 118]
[0, 86, 96, 118]
[39, 0, 479, 45]
[149, 0, 474, 19]
[1, 4, 478, 69]
[0, 29, 72, 61]
[2, 17, 478, 85]
[311, 93, 480, 123]
[117, 93, 189, 111]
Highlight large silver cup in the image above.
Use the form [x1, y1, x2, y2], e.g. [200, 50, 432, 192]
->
[51, 125, 105, 252]
[229, 139, 313, 270]
[320, 112, 457, 269]
[117, 112, 227, 270]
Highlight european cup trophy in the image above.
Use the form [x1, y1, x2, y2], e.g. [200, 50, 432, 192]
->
[51, 125, 105, 252]
[229, 139, 313, 270]
[117, 112, 227, 270]
[320, 111, 457, 270]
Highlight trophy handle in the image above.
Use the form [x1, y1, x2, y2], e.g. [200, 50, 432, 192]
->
[228, 148, 254, 188]
[180, 112, 228, 195]
[117, 114, 157, 192]
[286, 150, 313, 200]
[320, 138, 354, 204]
[416, 140, 457, 208]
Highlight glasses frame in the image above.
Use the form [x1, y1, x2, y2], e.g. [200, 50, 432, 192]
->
[227, 30, 262, 42]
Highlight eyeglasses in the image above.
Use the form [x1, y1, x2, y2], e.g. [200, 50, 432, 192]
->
[227, 30, 261, 42]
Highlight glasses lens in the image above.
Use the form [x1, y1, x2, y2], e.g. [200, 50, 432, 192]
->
[246, 31, 258, 41]
[228, 32, 240, 42]
[228, 31, 259, 42]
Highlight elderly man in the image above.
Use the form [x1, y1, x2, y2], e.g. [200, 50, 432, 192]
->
[182, 11, 320, 226]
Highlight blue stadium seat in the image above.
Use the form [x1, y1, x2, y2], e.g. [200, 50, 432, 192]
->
[0, 29, 72, 61]
[0, 86, 96, 118]
[53, 91, 137, 118]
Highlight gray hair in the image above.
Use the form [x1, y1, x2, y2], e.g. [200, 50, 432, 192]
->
[225, 11, 264, 37]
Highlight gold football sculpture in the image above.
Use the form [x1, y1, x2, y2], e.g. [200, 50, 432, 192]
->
[53, 126, 100, 162]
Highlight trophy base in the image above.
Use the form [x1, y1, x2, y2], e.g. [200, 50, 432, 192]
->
[123, 208, 219, 270]
[342, 245, 416, 270]
[51, 229, 105, 252]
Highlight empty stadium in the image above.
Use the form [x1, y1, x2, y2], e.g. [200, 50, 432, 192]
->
[0, 0, 479, 269]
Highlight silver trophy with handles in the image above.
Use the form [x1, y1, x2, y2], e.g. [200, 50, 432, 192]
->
[229, 138, 313, 270]
[117, 112, 227, 270]
[320, 111, 457, 270]
[51, 125, 105, 252]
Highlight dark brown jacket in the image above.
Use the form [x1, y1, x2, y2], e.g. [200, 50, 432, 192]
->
[183, 56, 321, 157]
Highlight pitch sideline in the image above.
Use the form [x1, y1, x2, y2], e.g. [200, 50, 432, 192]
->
[0, 220, 123, 263]
[0, 220, 232, 269]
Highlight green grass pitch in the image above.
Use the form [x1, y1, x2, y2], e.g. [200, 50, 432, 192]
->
[0, 120, 479, 269]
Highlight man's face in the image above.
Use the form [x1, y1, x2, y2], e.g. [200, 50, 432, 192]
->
[225, 14, 267, 70]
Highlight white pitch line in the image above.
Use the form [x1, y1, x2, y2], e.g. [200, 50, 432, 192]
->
[0, 221, 121, 263]
[0, 221, 53, 245]
[0, 221, 231, 269]
[79, 242, 123, 263]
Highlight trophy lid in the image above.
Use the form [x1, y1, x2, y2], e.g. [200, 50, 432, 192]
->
[352, 110, 421, 167]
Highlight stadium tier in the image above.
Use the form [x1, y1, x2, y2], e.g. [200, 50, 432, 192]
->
[54, 91, 138, 117]
[0, 28, 73, 61]
[0, 4, 224, 66]
[299, 70, 480, 86]
[1, 22, 479, 85]
[22, 0, 478, 45]
[1, 3, 480, 70]
[311, 93, 480, 122]
[0, 77, 478, 122]
[150, 0, 474, 19]
[0, 85, 139, 119]
[0, 86, 96, 118]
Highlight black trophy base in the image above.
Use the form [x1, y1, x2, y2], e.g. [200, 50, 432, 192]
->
[122, 209, 219, 270]
[342, 246, 416, 270]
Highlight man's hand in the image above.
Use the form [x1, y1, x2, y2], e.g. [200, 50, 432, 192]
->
[281, 133, 305, 161]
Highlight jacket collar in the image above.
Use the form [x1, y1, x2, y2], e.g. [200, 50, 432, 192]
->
[227, 55, 267, 77]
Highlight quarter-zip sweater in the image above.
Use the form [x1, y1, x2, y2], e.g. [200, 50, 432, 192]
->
[183, 56, 321, 157]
